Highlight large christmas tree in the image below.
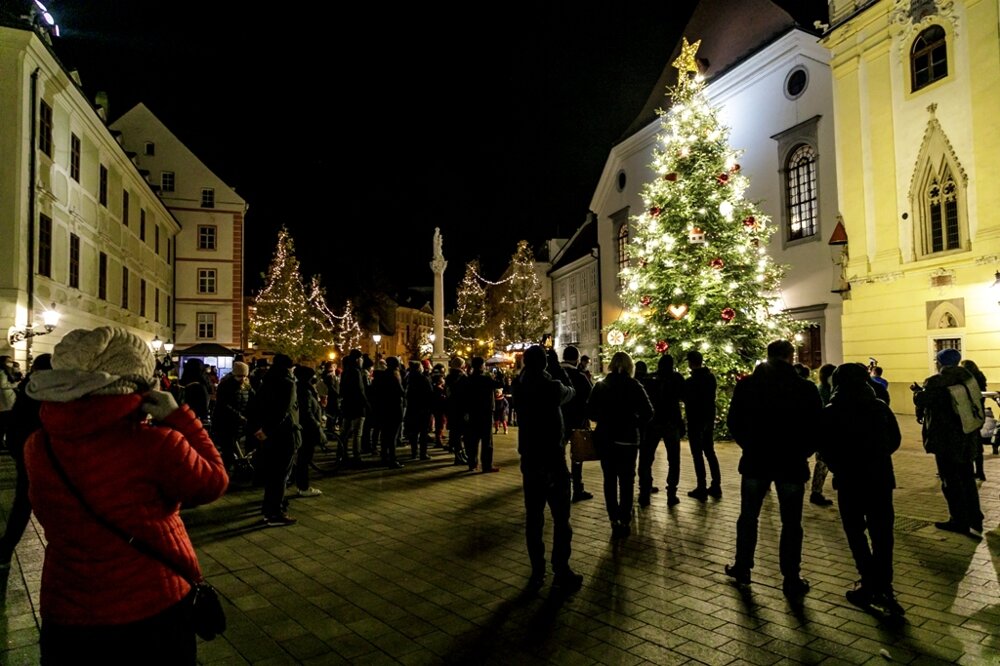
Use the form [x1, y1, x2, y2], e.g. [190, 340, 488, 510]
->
[498, 240, 550, 349]
[447, 260, 487, 350]
[604, 38, 798, 415]
[250, 227, 335, 362]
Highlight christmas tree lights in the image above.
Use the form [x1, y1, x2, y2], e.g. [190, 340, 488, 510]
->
[447, 260, 487, 351]
[498, 240, 550, 349]
[249, 227, 336, 362]
[604, 38, 799, 423]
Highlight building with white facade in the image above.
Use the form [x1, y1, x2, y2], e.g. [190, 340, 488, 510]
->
[591, 0, 843, 369]
[549, 215, 601, 367]
[0, 20, 178, 364]
[112, 104, 248, 358]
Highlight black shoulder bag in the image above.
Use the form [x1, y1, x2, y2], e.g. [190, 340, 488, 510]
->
[40, 433, 226, 640]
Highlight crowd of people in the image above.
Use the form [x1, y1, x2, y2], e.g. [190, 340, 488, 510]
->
[0, 328, 994, 661]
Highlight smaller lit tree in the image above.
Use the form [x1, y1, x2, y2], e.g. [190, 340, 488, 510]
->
[337, 300, 363, 353]
[498, 240, 550, 349]
[448, 260, 487, 347]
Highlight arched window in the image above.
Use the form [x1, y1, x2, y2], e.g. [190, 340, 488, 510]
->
[925, 166, 960, 253]
[616, 223, 629, 290]
[911, 25, 947, 91]
[785, 144, 818, 241]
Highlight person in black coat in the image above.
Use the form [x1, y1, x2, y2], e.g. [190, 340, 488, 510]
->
[587, 351, 654, 539]
[818, 363, 904, 615]
[459, 356, 501, 472]
[179, 358, 211, 424]
[250, 354, 301, 526]
[684, 351, 720, 500]
[0, 354, 51, 568]
[292, 365, 325, 496]
[725, 340, 823, 597]
[212, 361, 252, 471]
[339, 350, 369, 463]
[372, 357, 405, 469]
[639, 355, 685, 507]
[513, 345, 580, 592]
[559, 346, 594, 502]
[404, 360, 433, 460]
[444, 357, 469, 466]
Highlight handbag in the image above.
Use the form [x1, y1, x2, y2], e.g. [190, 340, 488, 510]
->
[569, 428, 600, 462]
[40, 433, 226, 640]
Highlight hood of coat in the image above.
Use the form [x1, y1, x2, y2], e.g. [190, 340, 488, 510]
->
[39, 393, 145, 440]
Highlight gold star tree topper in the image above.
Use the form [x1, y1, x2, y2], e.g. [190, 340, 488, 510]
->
[672, 37, 702, 74]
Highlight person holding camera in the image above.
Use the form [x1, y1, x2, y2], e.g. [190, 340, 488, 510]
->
[23, 327, 228, 663]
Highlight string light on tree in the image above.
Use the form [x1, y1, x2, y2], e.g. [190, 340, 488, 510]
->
[249, 226, 336, 362]
[603, 36, 799, 429]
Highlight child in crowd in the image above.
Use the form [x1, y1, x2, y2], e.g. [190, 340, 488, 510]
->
[493, 388, 509, 434]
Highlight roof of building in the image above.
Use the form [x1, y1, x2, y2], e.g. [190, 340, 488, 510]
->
[620, 0, 826, 141]
[549, 215, 598, 274]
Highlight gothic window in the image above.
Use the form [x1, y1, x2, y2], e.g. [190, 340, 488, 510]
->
[786, 144, 818, 241]
[911, 25, 947, 92]
[926, 167, 960, 254]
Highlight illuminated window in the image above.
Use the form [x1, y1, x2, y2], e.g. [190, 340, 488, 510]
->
[99, 165, 108, 207]
[616, 223, 629, 290]
[39, 100, 52, 157]
[38, 214, 52, 277]
[925, 167, 960, 254]
[70, 134, 81, 181]
[197, 312, 216, 339]
[99, 252, 107, 300]
[912, 25, 947, 92]
[786, 144, 818, 241]
[121, 266, 129, 310]
[69, 233, 80, 289]
[198, 225, 217, 250]
[198, 268, 217, 294]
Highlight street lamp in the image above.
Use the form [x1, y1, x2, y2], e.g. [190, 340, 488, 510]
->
[8, 303, 60, 346]
[372, 333, 382, 360]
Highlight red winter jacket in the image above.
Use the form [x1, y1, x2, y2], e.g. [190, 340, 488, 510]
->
[25, 394, 228, 626]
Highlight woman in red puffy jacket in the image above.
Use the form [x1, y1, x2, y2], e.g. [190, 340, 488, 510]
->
[23, 327, 228, 664]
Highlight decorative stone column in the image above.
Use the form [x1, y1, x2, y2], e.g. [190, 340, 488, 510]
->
[430, 228, 448, 366]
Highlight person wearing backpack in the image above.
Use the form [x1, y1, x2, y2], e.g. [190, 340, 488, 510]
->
[911, 348, 984, 538]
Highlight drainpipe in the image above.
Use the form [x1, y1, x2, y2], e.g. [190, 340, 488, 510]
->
[25, 68, 40, 365]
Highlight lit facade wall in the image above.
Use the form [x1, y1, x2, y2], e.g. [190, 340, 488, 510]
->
[0, 26, 177, 364]
[823, 0, 1000, 411]
[111, 103, 247, 351]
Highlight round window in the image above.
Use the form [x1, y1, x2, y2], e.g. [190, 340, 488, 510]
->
[784, 67, 808, 99]
[616, 170, 627, 192]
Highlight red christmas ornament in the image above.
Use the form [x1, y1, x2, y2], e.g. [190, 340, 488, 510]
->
[655, 340, 669, 354]
[640, 295, 652, 307]
[716, 173, 729, 185]
[649, 206, 661, 217]
[743, 216, 757, 230]
[730, 163, 741, 173]
[664, 172, 678, 182]
[710, 258, 724, 270]
[721, 307, 736, 322]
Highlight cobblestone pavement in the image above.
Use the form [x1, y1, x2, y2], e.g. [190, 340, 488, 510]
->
[1, 417, 999, 665]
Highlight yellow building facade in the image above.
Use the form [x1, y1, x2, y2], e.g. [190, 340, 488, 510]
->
[823, 0, 1000, 411]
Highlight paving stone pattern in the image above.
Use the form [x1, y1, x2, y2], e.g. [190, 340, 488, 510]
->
[1, 417, 999, 664]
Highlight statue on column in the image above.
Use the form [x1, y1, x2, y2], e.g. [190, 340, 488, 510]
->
[430, 227, 448, 364]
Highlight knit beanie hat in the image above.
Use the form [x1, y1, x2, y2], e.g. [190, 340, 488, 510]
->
[936, 348, 961, 367]
[28, 326, 155, 402]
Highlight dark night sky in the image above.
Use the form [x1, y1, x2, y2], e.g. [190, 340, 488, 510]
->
[44, 1, 821, 306]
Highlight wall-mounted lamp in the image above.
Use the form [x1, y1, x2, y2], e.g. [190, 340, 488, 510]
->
[8, 303, 60, 346]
